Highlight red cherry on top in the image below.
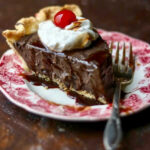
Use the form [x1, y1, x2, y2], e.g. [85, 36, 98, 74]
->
[54, 9, 77, 28]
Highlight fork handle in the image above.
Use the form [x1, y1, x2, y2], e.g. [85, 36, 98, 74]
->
[103, 82, 122, 150]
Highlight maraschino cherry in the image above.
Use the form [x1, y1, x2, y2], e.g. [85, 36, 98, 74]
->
[54, 9, 77, 28]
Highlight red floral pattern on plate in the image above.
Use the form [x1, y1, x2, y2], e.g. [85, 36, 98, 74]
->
[0, 29, 150, 121]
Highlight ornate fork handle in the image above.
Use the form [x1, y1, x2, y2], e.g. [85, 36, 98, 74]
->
[103, 82, 122, 150]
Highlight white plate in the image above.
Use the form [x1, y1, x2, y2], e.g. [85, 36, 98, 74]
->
[0, 29, 150, 121]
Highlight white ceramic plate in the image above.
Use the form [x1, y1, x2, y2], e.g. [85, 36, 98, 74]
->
[0, 29, 150, 121]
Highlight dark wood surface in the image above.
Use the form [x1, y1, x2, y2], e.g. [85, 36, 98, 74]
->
[0, 0, 150, 150]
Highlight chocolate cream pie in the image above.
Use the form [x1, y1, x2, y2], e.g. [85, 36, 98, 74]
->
[2, 4, 114, 105]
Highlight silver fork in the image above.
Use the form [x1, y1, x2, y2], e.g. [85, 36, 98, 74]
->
[103, 42, 135, 150]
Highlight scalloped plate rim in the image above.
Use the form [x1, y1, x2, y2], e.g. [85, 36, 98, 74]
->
[0, 29, 150, 122]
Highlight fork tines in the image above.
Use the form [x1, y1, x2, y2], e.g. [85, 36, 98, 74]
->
[129, 43, 135, 70]
[109, 41, 135, 82]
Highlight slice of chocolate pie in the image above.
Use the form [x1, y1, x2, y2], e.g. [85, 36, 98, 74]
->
[2, 4, 114, 105]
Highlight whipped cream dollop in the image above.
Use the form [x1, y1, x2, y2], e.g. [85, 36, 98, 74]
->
[38, 17, 99, 52]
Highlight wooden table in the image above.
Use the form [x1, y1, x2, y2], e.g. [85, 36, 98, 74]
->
[0, 0, 150, 150]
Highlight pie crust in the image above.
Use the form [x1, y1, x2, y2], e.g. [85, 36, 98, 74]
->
[2, 4, 82, 44]
[2, 4, 82, 71]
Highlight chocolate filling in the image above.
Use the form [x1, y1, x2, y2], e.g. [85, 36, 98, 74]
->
[14, 33, 114, 105]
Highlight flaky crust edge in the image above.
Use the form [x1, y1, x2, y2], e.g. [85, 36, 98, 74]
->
[2, 4, 82, 71]
[2, 4, 82, 44]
